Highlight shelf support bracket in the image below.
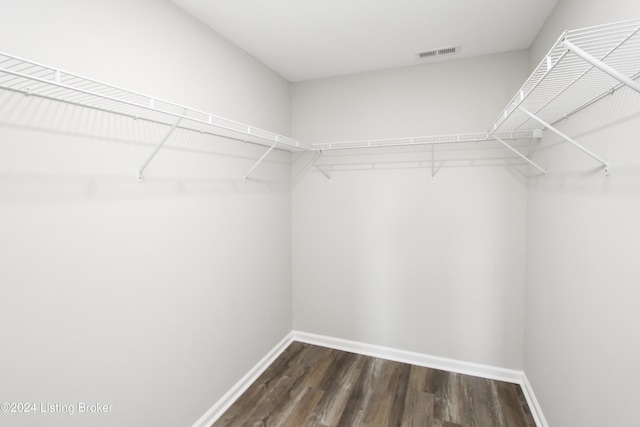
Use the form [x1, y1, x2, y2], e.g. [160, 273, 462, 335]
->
[562, 39, 640, 95]
[492, 136, 547, 175]
[243, 141, 278, 182]
[312, 151, 332, 181]
[518, 106, 609, 173]
[431, 144, 436, 182]
[137, 114, 184, 181]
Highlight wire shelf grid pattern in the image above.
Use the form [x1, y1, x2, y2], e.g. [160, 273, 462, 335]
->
[313, 130, 542, 151]
[491, 19, 640, 133]
[1, 18, 639, 172]
[0, 52, 313, 152]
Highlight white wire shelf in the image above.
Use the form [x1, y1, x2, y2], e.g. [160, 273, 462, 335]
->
[0, 52, 313, 153]
[1, 19, 638, 179]
[491, 19, 640, 134]
[313, 130, 542, 151]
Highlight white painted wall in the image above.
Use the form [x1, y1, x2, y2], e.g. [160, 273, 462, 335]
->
[0, 1, 292, 426]
[2, 1, 638, 426]
[292, 51, 529, 142]
[526, 1, 640, 425]
[291, 51, 531, 369]
[531, 0, 640, 66]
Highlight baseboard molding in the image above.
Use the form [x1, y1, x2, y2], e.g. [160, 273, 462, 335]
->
[520, 373, 549, 427]
[191, 332, 294, 427]
[192, 330, 548, 427]
[293, 330, 548, 427]
[292, 330, 523, 384]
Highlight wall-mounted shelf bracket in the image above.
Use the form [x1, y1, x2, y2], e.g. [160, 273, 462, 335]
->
[431, 144, 436, 182]
[137, 114, 184, 181]
[517, 106, 609, 173]
[243, 140, 279, 182]
[313, 151, 332, 181]
[562, 39, 640, 95]
[491, 135, 547, 175]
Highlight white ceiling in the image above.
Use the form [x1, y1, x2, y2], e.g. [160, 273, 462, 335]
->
[170, 0, 559, 82]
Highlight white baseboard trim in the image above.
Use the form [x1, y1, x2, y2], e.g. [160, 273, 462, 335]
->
[192, 330, 548, 427]
[293, 330, 548, 427]
[191, 332, 294, 427]
[292, 330, 523, 384]
[520, 373, 549, 427]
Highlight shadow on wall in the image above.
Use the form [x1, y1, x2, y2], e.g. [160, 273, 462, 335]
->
[528, 85, 640, 199]
[0, 91, 290, 203]
[291, 84, 640, 192]
[291, 140, 538, 187]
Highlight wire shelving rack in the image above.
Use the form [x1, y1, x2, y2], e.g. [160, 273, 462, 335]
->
[1, 19, 639, 180]
[0, 53, 311, 151]
[489, 18, 640, 174]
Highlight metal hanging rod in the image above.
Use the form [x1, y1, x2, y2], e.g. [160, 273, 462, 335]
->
[0, 52, 543, 180]
[562, 38, 640, 94]
[490, 18, 640, 133]
[552, 70, 640, 125]
[488, 19, 640, 175]
[2, 19, 638, 180]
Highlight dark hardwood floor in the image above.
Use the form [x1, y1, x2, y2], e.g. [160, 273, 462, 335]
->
[212, 342, 536, 427]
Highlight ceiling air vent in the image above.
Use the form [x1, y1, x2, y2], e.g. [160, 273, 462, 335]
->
[415, 45, 461, 60]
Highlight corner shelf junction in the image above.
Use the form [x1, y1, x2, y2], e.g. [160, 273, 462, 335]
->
[0, 19, 638, 181]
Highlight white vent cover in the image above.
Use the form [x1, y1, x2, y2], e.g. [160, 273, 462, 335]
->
[415, 45, 461, 60]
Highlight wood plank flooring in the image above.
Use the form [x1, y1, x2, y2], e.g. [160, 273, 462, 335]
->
[212, 342, 536, 427]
